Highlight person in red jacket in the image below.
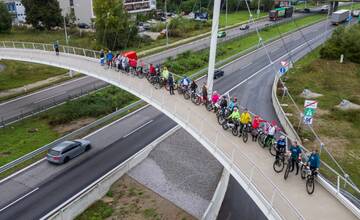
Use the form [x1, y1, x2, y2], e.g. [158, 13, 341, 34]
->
[149, 64, 156, 75]
[251, 115, 266, 142]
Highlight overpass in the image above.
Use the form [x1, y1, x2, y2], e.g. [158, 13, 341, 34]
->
[0, 43, 359, 220]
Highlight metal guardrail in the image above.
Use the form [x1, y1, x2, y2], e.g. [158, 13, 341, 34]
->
[0, 100, 144, 175]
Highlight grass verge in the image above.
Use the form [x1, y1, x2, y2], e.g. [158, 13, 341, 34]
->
[0, 60, 68, 91]
[219, 10, 267, 27]
[277, 47, 360, 188]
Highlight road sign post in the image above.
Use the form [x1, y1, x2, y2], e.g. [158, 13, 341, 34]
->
[303, 100, 318, 125]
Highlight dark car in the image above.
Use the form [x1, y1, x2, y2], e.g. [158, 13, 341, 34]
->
[214, 69, 224, 79]
[239, 24, 250, 30]
[78, 23, 90, 29]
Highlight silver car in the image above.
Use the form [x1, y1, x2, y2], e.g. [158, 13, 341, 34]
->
[46, 139, 91, 164]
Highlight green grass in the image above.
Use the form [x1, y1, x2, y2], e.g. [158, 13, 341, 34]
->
[0, 60, 68, 91]
[0, 119, 59, 166]
[339, 2, 360, 10]
[75, 200, 113, 220]
[219, 10, 267, 27]
[279, 48, 360, 188]
[0, 86, 138, 167]
[164, 14, 326, 76]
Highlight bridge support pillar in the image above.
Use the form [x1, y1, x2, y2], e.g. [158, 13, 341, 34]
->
[206, 0, 221, 98]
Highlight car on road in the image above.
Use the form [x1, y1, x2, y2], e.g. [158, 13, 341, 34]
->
[217, 31, 226, 38]
[47, 139, 91, 164]
[214, 69, 224, 79]
[78, 23, 90, 29]
[239, 24, 250, 30]
[320, 5, 329, 13]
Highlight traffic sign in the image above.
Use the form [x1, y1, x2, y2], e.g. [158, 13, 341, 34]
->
[281, 61, 289, 67]
[303, 100, 318, 125]
[279, 67, 287, 76]
[304, 108, 315, 116]
[304, 100, 318, 109]
[304, 116, 313, 125]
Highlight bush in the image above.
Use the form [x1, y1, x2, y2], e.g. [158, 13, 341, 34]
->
[320, 24, 360, 64]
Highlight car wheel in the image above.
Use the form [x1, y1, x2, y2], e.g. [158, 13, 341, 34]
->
[85, 145, 91, 151]
[63, 157, 70, 164]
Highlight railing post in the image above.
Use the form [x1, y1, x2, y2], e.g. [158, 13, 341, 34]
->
[83, 48, 86, 56]
[63, 46, 66, 53]
[72, 47, 75, 54]
[12, 41, 15, 48]
[337, 175, 340, 193]
[43, 44, 46, 51]
[2, 41, 5, 48]
[22, 43, 25, 48]
[93, 51, 96, 58]
[32, 43, 35, 49]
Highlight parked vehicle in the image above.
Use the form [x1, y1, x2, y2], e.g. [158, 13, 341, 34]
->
[47, 140, 91, 164]
[239, 24, 250, 30]
[217, 31, 226, 38]
[78, 23, 90, 29]
[269, 7, 293, 21]
[214, 69, 224, 79]
[331, 10, 350, 25]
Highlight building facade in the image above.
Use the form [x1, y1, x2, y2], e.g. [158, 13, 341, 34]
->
[1, 0, 26, 24]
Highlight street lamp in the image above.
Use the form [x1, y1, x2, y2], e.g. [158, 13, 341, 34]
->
[63, 15, 69, 45]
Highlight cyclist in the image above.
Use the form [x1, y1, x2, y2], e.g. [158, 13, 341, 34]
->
[227, 107, 240, 124]
[251, 115, 266, 141]
[180, 76, 191, 91]
[53, 41, 59, 56]
[211, 91, 220, 105]
[264, 121, 276, 148]
[227, 97, 237, 113]
[308, 149, 320, 175]
[202, 82, 208, 105]
[239, 108, 252, 135]
[168, 73, 175, 95]
[190, 80, 198, 93]
[100, 49, 105, 66]
[149, 64, 156, 75]
[289, 141, 302, 175]
[275, 135, 286, 160]
[161, 66, 169, 80]
[106, 51, 114, 68]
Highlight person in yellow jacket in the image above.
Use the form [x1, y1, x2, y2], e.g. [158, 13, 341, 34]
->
[161, 66, 169, 80]
[240, 108, 252, 134]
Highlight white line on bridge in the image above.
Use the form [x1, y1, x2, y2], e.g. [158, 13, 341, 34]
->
[0, 187, 39, 212]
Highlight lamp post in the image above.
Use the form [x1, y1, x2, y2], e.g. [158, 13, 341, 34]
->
[63, 15, 69, 45]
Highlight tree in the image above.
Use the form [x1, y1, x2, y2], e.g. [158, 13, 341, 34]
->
[0, 2, 12, 33]
[93, 0, 137, 50]
[22, 0, 62, 30]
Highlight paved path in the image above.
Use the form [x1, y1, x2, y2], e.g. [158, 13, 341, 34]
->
[0, 27, 356, 219]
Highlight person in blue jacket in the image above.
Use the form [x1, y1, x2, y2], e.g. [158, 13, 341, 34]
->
[289, 141, 302, 175]
[308, 149, 320, 175]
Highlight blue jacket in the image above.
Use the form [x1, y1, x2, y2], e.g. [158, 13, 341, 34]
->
[308, 153, 320, 168]
[106, 53, 113, 61]
[228, 101, 235, 111]
[290, 145, 302, 159]
[277, 139, 286, 152]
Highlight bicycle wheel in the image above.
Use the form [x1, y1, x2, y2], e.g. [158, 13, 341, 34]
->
[137, 72, 145, 79]
[154, 82, 161, 90]
[183, 92, 190, 100]
[222, 122, 229, 130]
[232, 126, 239, 136]
[273, 158, 285, 173]
[206, 103, 213, 111]
[258, 134, 265, 148]
[300, 165, 306, 179]
[218, 115, 226, 125]
[194, 97, 201, 105]
[242, 131, 248, 143]
[306, 176, 315, 194]
[284, 162, 291, 180]
[269, 144, 277, 156]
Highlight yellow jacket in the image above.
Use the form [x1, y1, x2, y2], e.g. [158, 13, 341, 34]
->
[240, 112, 252, 124]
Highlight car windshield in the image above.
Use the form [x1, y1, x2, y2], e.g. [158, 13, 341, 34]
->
[49, 149, 61, 156]
[73, 140, 81, 145]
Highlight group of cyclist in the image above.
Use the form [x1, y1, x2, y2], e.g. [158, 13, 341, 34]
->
[98, 52, 321, 187]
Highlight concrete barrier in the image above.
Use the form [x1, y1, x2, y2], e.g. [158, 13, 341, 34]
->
[202, 169, 230, 220]
[41, 125, 181, 220]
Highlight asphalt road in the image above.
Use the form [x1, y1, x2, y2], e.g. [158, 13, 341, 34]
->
[0, 19, 338, 219]
[0, 12, 311, 126]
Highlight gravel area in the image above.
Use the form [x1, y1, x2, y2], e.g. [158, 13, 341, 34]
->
[129, 128, 223, 218]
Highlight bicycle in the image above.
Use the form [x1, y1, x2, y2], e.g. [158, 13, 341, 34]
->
[273, 150, 288, 173]
[217, 108, 231, 125]
[239, 123, 251, 143]
[300, 163, 317, 195]
[222, 119, 240, 136]
[284, 153, 293, 180]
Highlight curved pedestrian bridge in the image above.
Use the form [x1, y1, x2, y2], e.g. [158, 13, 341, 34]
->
[0, 45, 358, 220]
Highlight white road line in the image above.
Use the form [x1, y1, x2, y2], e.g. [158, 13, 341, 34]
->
[0, 187, 39, 212]
[0, 158, 46, 185]
[0, 76, 89, 106]
[122, 120, 153, 138]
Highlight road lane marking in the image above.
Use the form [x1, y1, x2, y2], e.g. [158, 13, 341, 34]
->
[0, 187, 39, 212]
[123, 120, 154, 138]
[0, 158, 46, 185]
[33, 92, 66, 104]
